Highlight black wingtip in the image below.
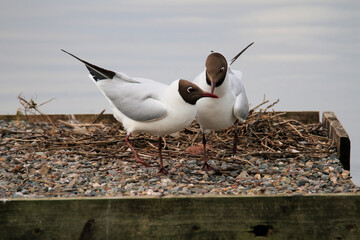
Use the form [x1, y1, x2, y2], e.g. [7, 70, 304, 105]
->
[61, 49, 85, 63]
[229, 42, 254, 66]
[61, 49, 116, 81]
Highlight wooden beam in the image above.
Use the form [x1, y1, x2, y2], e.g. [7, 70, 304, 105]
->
[322, 112, 351, 170]
[279, 111, 319, 124]
[1, 195, 360, 239]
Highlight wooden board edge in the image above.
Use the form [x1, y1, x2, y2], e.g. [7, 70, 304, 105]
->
[278, 111, 319, 124]
[322, 111, 351, 170]
[1, 194, 360, 239]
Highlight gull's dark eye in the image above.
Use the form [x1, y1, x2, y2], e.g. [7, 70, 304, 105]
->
[187, 86, 194, 93]
[220, 66, 225, 72]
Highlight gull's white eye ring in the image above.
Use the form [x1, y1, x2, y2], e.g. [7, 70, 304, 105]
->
[187, 87, 194, 93]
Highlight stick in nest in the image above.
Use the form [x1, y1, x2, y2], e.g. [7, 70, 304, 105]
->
[17, 93, 57, 135]
[58, 120, 105, 128]
[231, 156, 255, 166]
[93, 109, 106, 124]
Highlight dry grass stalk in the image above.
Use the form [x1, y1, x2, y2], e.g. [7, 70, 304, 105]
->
[17, 94, 57, 134]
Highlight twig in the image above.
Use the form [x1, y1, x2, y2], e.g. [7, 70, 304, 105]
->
[147, 141, 157, 150]
[28, 179, 56, 185]
[287, 122, 304, 138]
[264, 99, 280, 112]
[17, 94, 57, 134]
[231, 156, 255, 166]
[93, 109, 106, 124]
[191, 130, 200, 146]
[250, 100, 270, 112]
[58, 120, 104, 128]
[38, 98, 56, 107]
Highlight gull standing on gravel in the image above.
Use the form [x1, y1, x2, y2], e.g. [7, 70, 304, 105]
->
[62, 50, 218, 174]
[193, 43, 253, 171]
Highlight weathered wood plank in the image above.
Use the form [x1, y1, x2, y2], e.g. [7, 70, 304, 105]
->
[1, 195, 360, 240]
[279, 111, 319, 124]
[322, 112, 351, 170]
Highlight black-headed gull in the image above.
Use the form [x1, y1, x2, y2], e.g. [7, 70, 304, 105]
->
[193, 43, 253, 171]
[62, 49, 218, 174]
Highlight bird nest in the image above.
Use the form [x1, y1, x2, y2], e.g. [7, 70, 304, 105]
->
[9, 97, 335, 171]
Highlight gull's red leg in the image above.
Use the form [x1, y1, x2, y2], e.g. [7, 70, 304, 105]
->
[125, 133, 151, 167]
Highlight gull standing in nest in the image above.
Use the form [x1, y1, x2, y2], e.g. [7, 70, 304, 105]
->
[193, 42, 253, 171]
[62, 49, 218, 174]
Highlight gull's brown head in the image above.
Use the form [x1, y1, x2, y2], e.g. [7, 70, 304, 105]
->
[178, 79, 218, 105]
[205, 52, 228, 93]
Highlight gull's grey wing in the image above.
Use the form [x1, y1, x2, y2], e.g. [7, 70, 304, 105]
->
[97, 76, 168, 122]
[230, 69, 249, 121]
[61, 49, 168, 122]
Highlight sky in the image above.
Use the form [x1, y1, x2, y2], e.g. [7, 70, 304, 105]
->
[1, 0, 360, 184]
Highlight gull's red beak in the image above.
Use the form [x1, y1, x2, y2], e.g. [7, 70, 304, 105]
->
[210, 80, 215, 94]
[201, 91, 218, 98]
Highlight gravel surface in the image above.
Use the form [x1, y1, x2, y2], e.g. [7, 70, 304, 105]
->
[1, 118, 359, 199]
